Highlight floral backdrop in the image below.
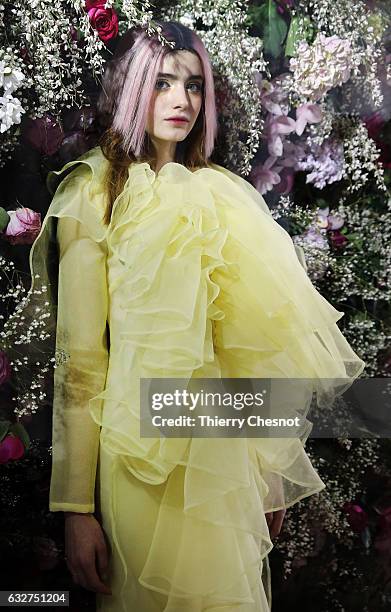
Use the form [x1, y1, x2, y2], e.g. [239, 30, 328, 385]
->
[1, 1, 391, 610]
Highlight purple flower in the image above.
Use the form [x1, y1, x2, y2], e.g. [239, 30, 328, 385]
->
[58, 131, 92, 164]
[265, 114, 296, 156]
[251, 156, 282, 195]
[276, 0, 294, 12]
[343, 502, 369, 533]
[328, 214, 344, 230]
[0, 351, 11, 386]
[295, 103, 323, 136]
[275, 167, 295, 194]
[302, 227, 328, 250]
[295, 139, 345, 189]
[256, 73, 290, 116]
[280, 141, 307, 168]
[315, 207, 329, 229]
[330, 230, 348, 249]
[315, 207, 344, 231]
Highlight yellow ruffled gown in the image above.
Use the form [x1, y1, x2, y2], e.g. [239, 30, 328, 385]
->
[28, 145, 364, 611]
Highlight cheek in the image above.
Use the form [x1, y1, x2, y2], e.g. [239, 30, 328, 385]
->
[153, 96, 166, 119]
[147, 95, 162, 125]
[194, 98, 203, 119]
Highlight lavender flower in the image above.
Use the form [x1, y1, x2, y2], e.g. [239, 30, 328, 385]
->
[264, 114, 296, 157]
[256, 73, 290, 116]
[301, 227, 329, 250]
[251, 156, 282, 195]
[295, 139, 345, 189]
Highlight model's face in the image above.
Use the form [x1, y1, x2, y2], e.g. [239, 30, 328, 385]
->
[146, 50, 204, 148]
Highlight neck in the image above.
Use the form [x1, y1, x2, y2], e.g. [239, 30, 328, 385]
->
[150, 137, 177, 174]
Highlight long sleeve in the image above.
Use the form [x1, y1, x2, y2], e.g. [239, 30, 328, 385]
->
[49, 215, 109, 513]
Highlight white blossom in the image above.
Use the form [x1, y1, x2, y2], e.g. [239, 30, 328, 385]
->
[0, 93, 25, 133]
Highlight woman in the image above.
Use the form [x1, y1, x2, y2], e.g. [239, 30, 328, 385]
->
[29, 20, 364, 611]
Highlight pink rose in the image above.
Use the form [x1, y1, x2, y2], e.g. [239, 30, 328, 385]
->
[2, 207, 41, 246]
[0, 351, 11, 386]
[342, 502, 369, 533]
[0, 434, 25, 464]
[86, 0, 119, 43]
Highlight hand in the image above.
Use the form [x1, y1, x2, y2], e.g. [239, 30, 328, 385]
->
[64, 513, 112, 595]
[265, 508, 286, 539]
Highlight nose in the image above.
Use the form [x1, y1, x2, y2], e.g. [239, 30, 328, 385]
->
[171, 83, 190, 109]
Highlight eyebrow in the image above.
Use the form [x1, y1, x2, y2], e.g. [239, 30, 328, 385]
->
[157, 72, 204, 81]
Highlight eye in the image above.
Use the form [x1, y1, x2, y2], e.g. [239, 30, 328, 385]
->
[155, 79, 203, 93]
[155, 79, 169, 90]
[187, 82, 203, 93]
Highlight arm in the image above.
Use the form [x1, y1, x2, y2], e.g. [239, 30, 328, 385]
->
[49, 216, 109, 514]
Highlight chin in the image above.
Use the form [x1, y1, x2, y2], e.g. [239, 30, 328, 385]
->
[161, 131, 190, 142]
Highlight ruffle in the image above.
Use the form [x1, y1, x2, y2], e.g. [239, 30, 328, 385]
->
[40, 147, 364, 610]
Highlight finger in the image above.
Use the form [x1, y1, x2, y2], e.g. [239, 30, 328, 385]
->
[80, 562, 112, 595]
[96, 543, 109, 581]
[68, 568, 84, 589]
[265, 512, 273, 526]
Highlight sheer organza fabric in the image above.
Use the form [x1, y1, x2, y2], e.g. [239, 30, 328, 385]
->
[27, 146, 364, 610]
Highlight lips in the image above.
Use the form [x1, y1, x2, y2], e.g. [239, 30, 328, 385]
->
[166, 117, 189, 122]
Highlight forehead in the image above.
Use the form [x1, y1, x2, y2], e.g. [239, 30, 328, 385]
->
[161, 50, 203, 78]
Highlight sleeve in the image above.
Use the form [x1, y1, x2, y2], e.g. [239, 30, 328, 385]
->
[49, 215, 109, 513]
[238, 172, 309, 271]
[208, 164, 365, 513]
[209, 164, 308, 271]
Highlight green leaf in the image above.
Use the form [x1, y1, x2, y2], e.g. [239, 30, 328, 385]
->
[316, 198, 329, 209]
[265, 1, 288, 58]
[285, 14, 315, 56]
[9, 422, 31, 450]
[0, 420, 11, 443]
[250, 1, 288, 58]
[113, 0, 123, 12]
[245, 6, 267, 28]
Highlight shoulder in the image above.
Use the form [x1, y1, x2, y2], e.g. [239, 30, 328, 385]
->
[205, 162, 272, 217]
[47, 146, 109, 197]
[206, 162, 258, 193]
[45, 146, 109, 240]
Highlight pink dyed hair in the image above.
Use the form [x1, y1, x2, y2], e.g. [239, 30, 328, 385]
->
[99, 21, 218, 160]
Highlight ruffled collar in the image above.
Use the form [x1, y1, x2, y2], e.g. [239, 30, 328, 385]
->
[79, 145, 225, 186]
[48, 145, 256, 235]
[132, 160, 219, 183]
